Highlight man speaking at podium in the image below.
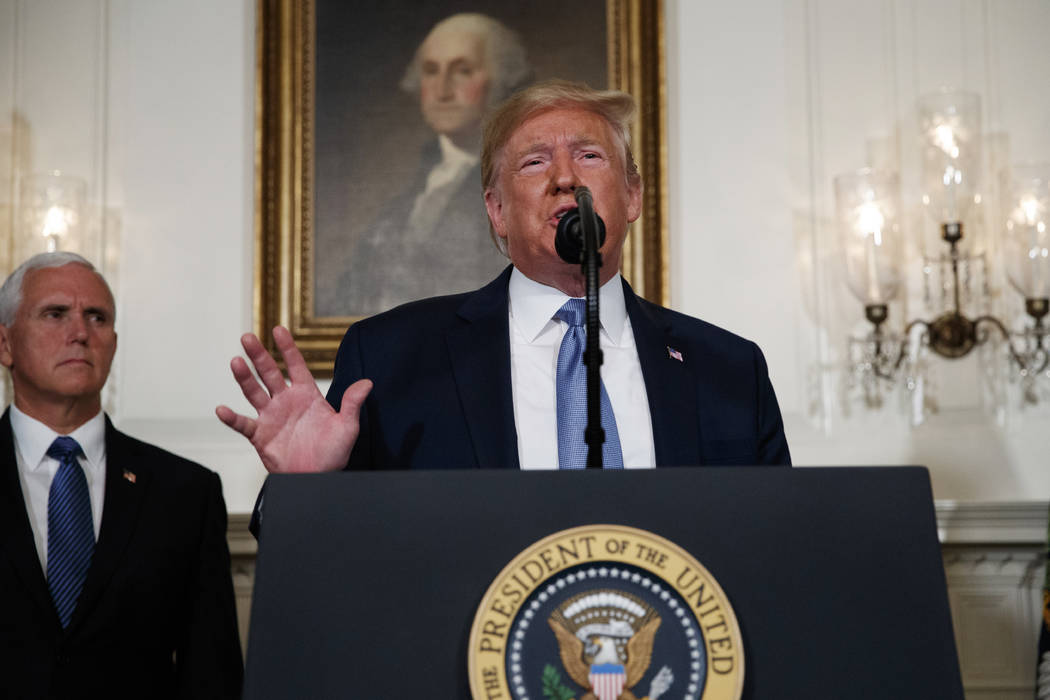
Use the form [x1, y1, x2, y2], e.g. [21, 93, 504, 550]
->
[218, 80, 790, 511]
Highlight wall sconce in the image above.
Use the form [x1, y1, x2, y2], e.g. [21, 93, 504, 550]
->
[835, 168, 906, 403]
[20, 171, 86, 252]
[837, 90, 1050, 411]
[909, 90, 1003, 361]
[1001, 163, 1050, 394]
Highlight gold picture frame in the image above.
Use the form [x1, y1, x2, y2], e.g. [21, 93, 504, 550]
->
[255, 0, 666, 373]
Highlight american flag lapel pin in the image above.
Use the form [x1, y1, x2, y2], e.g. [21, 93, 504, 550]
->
[667, 346, 684, 362]
[123, 469, 137, 484]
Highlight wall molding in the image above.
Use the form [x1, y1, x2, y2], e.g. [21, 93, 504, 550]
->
[936, 500, 1049, 545]
[228, 512, 256, 557]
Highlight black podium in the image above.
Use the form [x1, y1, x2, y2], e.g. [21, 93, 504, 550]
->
[244, 467, 963, 698]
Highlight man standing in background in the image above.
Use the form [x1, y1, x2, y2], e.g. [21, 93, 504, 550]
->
[0, 252, 242, 699]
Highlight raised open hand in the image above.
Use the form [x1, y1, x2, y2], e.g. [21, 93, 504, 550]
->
[216, 326, 372, 473]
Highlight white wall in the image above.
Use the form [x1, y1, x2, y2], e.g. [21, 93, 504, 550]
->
[667, 0, 1050, 503]
[0, 0, 264, 512]
[1, 0, 1048, 511]
[105, 0, 262, 511]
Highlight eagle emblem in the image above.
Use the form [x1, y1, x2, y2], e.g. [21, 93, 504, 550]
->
[548, 589, 674, 700]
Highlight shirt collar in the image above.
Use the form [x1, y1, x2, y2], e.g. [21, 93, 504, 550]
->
[437, 134, 479, 168]
[508, 267, 627, 344]
[10, 405, 107, 472]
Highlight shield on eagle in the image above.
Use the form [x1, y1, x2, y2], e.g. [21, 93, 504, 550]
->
[589, 663, 627, 700]
[548, 589, 673, 700]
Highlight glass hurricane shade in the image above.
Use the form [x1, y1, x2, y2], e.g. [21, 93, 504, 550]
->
[1002, 163, 1050, 300]
[918, 89, 982, 226]
[835, 168, 902, 306]
[20, 171, 86, 252]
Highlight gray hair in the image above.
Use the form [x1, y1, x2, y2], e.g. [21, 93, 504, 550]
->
[0, 252, 114, 326]
[400, 13, 534, 106]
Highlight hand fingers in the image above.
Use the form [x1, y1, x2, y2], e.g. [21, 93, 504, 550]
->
[242, 331, 289, 397]
[230, 356, 272, 412]
[272, 326, 315, 385]
[338, 379, 373, 424]
[215, 405, 256, 439]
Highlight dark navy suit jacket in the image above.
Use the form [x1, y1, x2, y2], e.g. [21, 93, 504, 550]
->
[0, 411, 243, 699]
[327, 266, 790, 470]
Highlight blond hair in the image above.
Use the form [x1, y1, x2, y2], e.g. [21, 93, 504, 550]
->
[480, 80, 641, 254]
[481, 79, 640, 191]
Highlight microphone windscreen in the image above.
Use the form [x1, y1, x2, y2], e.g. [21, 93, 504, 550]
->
[555, 208, 584, 264]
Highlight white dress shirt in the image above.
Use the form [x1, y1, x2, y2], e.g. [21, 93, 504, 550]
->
[508, 267, 656, 469]
[12, 405, 107, 571]
[421, 134, 478, 195]
[408, 134, 479, 230]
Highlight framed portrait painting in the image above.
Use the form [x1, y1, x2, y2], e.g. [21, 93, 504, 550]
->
[255, 0, 666, 373]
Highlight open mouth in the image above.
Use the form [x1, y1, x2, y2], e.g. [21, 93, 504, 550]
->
[549, 204, 576, 225]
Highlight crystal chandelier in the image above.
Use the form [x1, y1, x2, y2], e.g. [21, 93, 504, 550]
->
[836, 90, 1050, 412]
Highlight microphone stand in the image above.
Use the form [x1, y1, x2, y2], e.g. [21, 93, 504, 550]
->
[575, 188, 605, 470]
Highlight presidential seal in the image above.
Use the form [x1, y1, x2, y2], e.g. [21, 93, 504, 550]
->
[468, 525, 744, 700]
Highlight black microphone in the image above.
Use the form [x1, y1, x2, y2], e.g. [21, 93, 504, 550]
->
[555, 187, 606, 264]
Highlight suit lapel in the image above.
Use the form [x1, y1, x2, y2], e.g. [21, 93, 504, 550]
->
[443, 271, 702, 469]
[623, 281, 703, 467]
[68, 419, 149, 632]
[0, 410, 60, 627]
[445, 266, 520, 470]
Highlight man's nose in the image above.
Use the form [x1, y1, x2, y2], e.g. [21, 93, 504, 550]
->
[549, 151, 580, 193]
[436, 67, 455, 98]
[68, 315, 89, 343]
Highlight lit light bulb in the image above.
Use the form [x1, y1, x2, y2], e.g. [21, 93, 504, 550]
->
[932, 124, 960, 158]
[41, 205, 72, 238]
[38, 205, 77, 252]
[856, 202, 884, 245]
[1019, 195, 1041, 225]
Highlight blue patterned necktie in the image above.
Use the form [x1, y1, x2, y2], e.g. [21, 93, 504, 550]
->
[555, 298, 624, 469]
[46, 436, 95, 628]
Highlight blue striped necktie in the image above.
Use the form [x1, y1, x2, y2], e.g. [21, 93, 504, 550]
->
[555, 298, 624, 469]
[46, 436, 95, 628]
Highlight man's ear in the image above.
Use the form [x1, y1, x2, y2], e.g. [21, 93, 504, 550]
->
[0, 325, 14, 370]
[484, 189, 508, 243]
[626, 176, 643, 224]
